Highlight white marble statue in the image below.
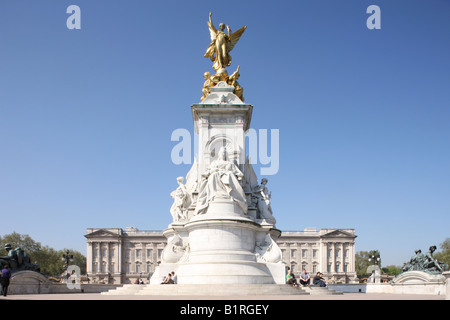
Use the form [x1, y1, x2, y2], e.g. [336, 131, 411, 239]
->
[195, 147, 247, 215]
[253, 178, 276, 224]
[161, 234, 187, 264]
[255, 234, 283, 263]
[170, 176, 191, 221]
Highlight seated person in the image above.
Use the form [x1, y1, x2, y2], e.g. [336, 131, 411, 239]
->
[285, 269, 298, 287]
[299, 269, 310, 287]
[313, 272, 326, 287]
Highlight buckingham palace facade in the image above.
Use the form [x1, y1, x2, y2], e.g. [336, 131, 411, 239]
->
[85, 227, 357, 285]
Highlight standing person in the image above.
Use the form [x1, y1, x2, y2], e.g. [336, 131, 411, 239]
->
[1, 265, 12, 296]
[299, 269, 310, 287]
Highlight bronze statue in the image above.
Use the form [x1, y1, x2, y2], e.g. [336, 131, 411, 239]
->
[401, 245, 448, 274]
[201, 66, 245, 102]
[204, 12, 246, 72]
[201, 13, 246, 102]
[228, 66, 244, 101]
[0, 243, 40, 273]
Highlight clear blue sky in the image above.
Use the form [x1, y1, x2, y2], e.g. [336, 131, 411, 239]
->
[0, 0, 449, 267]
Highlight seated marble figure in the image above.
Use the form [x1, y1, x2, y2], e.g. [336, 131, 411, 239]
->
[195, 147, 247, 215]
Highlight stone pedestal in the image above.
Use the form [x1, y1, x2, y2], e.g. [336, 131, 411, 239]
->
[366, 271, 447, 295]
[152, 198, 285, 285]
[443, 271, 450, 300]
[8, 271, 51, 295]
[176, 199, 280, 284]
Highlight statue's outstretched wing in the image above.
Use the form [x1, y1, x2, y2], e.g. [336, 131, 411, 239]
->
[227, 25, 247, 52]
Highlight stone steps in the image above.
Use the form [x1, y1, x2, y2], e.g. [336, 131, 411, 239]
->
[102, 284, 309, 296]
[101, 284, 145, 295]
[302, 285, 343, 295]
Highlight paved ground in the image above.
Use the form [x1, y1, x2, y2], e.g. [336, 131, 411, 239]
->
[0, 292, 445, 300]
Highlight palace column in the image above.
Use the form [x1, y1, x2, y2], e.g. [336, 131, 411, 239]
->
[86, 241, 93, 274]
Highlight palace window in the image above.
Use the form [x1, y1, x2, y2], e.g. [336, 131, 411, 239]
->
[335, 249, 340, 259]
[335, 263, 340, 273]
[302, 249, 307, 258]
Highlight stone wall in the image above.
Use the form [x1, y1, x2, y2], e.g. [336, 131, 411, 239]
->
[8, 271, 120, 295]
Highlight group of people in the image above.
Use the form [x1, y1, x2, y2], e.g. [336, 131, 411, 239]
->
[161, 271, 177, 284]
[286, 268, 327, 288]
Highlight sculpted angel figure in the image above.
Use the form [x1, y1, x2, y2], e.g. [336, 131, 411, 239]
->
[204, 12, 247, 71]
[195, 147, 247, 215]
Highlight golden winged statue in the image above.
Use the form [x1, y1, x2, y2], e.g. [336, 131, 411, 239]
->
[204, 12, 247, 72]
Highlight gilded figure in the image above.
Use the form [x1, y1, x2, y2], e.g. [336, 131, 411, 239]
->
[204, 12, 246, 72]
[228, 66, 244, 101]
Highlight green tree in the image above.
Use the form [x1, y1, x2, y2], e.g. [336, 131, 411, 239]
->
[434, 238, 450, 266]
[0, 232, 42, 256]
[382, 265, 402, 276]
[34, 246, 64, 275]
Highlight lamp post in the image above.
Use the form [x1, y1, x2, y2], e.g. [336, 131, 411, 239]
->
[62, 250, 74, 282]
[368, 254, 380, 283]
